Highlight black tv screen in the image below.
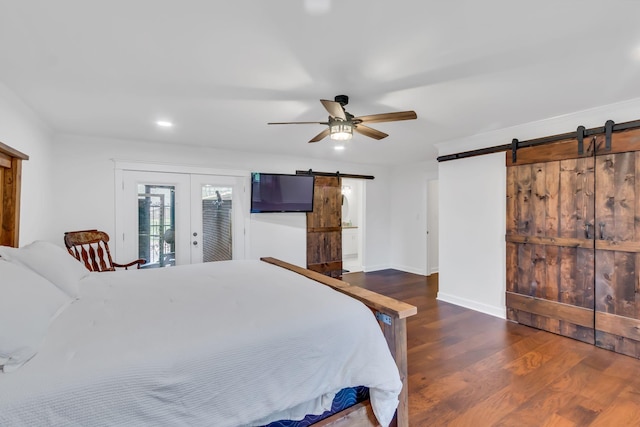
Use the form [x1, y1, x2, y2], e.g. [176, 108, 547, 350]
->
[250, 173, 315, 213]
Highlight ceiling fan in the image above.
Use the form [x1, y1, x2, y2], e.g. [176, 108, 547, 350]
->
[268, 95, 417, 143]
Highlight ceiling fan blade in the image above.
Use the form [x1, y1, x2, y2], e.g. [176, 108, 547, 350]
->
[268, 121, 329, 125]
[353, 110, 417, 124]
[309, 128, 331, 143]
[320, 99, 347, 120]
[354, 124, 388, 140]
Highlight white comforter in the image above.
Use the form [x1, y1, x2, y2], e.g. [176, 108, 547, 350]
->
[0, 260, 401, 426]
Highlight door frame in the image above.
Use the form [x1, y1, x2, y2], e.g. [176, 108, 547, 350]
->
[426, 178, 439, 276]
[114, 161, 250, 264]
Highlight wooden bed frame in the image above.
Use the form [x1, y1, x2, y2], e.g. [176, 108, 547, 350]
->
[261, 258, 416, 427]
[1, 141, 416, 427]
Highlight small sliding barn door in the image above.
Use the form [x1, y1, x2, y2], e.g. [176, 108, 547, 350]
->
[594, 130, 640, 357]
[506, 140, 595, 343]
[306, 175, 343, 278]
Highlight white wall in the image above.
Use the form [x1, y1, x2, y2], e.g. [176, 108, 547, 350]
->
[0, 82, 56, 245]
[50, 134, 392, 269]
[249, 213, 307, 266]
[438, 153, 506, 318]
[359, 175, 390, 271]
[388, 161, 438, 275]
[437, 96, 640, 318]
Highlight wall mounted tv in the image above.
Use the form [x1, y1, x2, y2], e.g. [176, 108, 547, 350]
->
[250, 173, 315, 213]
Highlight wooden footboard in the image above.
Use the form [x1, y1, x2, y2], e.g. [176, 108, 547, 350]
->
[316, 401, 377, 427]
[260, 257, 417, 427]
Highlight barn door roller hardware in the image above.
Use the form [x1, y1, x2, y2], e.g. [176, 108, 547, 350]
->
[577, 126, 586, 155]
[511, 139, 519, 163]
[438, 118, 637, 162]
[604, 119, 614, 152]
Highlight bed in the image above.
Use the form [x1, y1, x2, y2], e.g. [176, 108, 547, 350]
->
[0, 142, 417, 426]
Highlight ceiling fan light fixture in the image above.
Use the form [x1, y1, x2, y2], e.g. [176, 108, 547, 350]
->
[330, 122, 353, 141]
[267, 95, 416, 143]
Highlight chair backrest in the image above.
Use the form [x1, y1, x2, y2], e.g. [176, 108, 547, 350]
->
[64, 229, 117, 272]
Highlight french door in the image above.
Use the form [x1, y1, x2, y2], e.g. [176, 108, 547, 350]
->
[117, 170, 246, 266]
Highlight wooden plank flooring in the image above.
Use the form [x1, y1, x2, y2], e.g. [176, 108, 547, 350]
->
[342, 270, 640, 426]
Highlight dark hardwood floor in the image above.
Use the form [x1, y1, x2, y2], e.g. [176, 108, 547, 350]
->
[343, 270, 640, 427]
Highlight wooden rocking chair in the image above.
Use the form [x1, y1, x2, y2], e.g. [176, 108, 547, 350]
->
[64, 229, 145, 272]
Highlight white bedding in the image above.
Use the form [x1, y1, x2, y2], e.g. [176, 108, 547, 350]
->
[0, 260, 401, 426]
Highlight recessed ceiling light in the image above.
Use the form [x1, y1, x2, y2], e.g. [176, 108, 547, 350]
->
[156, 120, 174, 128]
[334, 145, 345, 151]
[304, 0, 331, 15]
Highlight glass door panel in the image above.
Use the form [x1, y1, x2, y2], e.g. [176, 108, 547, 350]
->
[190, 174, 246, 264]
[201, 185, 233, 262]
[119, 171, 191, 267]
[138, 184, 176, 268]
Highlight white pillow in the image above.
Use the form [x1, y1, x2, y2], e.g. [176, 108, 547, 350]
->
[0, 259, 72, 372]
[0, 241, 89, 298]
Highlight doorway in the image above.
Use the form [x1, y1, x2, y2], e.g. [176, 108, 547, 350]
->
[427, 179, 439, 275]
[341, 178, 364, 273]
[116, 169, 247, 266]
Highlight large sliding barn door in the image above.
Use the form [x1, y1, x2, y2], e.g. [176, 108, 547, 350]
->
[506, 148, 595, 343]
[594, 131, 640, 357]
[506, 127, 640, 358]
[306, 175, 343, 278]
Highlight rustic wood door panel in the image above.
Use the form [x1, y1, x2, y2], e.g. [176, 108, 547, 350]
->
[306, 175, 343, 277]
[1, 157, 22, 248]
[594, 151, 640, 357]
[506, 158, 595, 343]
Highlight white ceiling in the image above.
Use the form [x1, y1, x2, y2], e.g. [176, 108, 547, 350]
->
[1, 0, 640, 165]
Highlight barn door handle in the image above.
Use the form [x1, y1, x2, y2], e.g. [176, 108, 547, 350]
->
[599, 223, 606, 240]
[585, 223, 593, 239]
[587, 137, 596, 155]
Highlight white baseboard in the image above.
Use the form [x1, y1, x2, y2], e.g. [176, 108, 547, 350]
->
[363, 263, 391, 273]
[429, 266, 439, 275]
[342, 262, 363, 273]
[437, 292, 506, 319]
[390, 263, 427, 276]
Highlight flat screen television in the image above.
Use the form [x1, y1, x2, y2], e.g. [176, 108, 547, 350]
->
[250, 173, 315, 213]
